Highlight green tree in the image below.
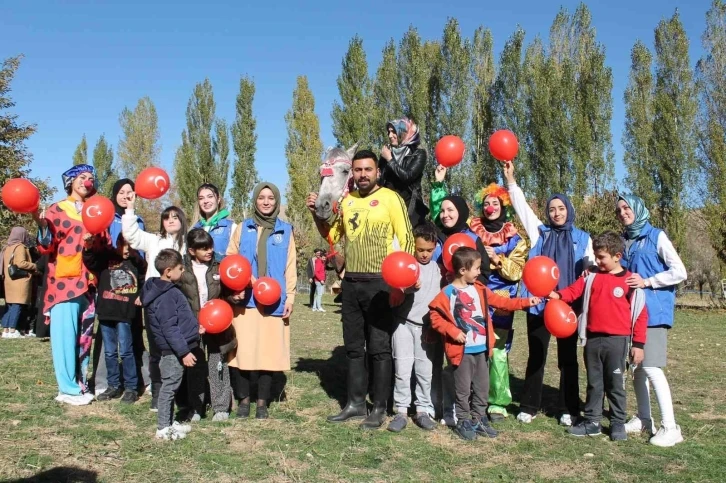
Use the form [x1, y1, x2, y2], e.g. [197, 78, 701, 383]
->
[696, 0, 726, 267]
[72, 134, 88, 166]
[332, 36, 373, 149]
[372, 39, 402, 147]
[650, 11, 698, 250]
[469, 27, 497, 187]
[230, 76, 259, 220]
[92, 134, 114, 196]
[173, 79, 230, 218]
[117, 96, 162, 228]
[398, 27, 431, 144]
[285, 76, 323, 262]
[623, 40, 657, 208]
[0, 55, 55, 239]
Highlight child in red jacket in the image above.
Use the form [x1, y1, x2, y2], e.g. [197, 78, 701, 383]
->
[429, 247, 539, 441]
[549, 231, 647, 441]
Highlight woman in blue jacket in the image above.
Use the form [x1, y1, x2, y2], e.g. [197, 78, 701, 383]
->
[617, 194, 687, 447]
[193, 183, 236, 262]
[503, 162, 593, 427]
[225, 182, 296, 420]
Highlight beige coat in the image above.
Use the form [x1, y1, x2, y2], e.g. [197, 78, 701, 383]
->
[2, 243, 36, 305]
[225, 224, 297, 371]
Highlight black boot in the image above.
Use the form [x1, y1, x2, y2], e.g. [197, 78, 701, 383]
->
[360, 358, 392, 430]
[327, 357, 368, 423]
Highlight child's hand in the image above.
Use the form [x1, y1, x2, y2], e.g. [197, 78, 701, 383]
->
[548, 291, 559, 300]
[454, 331, 466, 344]
[389, 289, 405, 307]
[414, 279, 422, 290]
[630, 347, 644, 365]
[134, 298, 142, 307]
[529, 297, 543, 306]
[198, 325, 206, 335]
[83, 233, 94, 249]
[182, 352, 196, 367]
[229, 291, 246, 303]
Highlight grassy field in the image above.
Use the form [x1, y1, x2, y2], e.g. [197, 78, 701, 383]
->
[1, 297, 725, 482]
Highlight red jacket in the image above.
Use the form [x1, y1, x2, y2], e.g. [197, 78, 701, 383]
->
[429, 281, 532, 366]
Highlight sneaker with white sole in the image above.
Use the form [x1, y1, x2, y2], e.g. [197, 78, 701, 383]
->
[624, 415, 656, 436]
[559, 414, 573, 427]
[517, 412, 536, 424]
[5, 331, 22, 339]
[172, 421, 192, 434]
[212, 412, 229, 421]
[26, 331, 36, 338]
[649, 425, 683, 447]
[156, 426, 185, 440]
[55, 393, 93, 406]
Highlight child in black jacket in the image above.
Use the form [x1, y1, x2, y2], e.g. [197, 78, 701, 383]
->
[142, 249, 206, 441]
[83, 233, 146, 403]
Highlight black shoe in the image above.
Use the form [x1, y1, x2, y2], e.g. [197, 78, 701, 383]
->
[327, 356, 368, 423]
[387, 413, 408, 432]
[454, 419, 478, 441]
[120, 390, 138, 404]
[237, 402, 250, 419]
[96, 387, 123, 401]
[414, 412, 436, 431]
[473, 418, 498, 438]
[568, 420, 602, 437]
[610, 423, 627, 441]
[256, 404, 268, 420]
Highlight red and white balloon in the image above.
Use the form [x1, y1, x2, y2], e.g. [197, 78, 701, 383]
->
[135, 167, 170, 200]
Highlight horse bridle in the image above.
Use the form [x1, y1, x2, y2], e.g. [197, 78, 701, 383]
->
[319, 156, 355, 260]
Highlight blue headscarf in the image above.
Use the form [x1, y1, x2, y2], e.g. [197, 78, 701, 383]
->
[541, 193, 577, 290]
[62, 164, 96, 193]
[618, 194, 650, 240]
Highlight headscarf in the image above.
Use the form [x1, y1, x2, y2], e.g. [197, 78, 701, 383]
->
[112, 178, 135, 216]
[439, 195, 470, 237]
[252, 182, 281, 278]
[541, 193, 577, 290]
[4, 227, 30, 251]
[618, 194, 650, 240]
[387, 118, 420, 160]
[62, 164, 96, 193]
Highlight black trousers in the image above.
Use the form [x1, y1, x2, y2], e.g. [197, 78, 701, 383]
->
[340, 278, 394, 361]
[309, 282, 316, 307]
[231, 369, 274, 402]
[583, 335, 628, 424]
[520, 313, 580, 416]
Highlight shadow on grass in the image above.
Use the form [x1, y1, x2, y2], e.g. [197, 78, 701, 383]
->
[8, 466, 98, 482]
[294, 345, 347, 406]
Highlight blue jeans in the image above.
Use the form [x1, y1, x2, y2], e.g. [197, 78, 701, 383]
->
[99, 320, 138, 391]
[1, 303, 25, 330]
[314, 281, 325, 310]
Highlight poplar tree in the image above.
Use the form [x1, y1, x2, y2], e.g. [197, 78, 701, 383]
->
[469, 27, 497, 186]
[230, 76, 259, 220]
[72, 134, 88, 166]
[331, 36, 373, 149]
[92, 134, 114, 196]
[372, 39, 402, 147]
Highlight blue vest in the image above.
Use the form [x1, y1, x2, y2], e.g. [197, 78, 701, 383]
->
[238, 218, 292, 317]
[194, 218, 235, 262]
[110, 213, 145, 258]
[523, 224, 590, 316]
[621, 223, 675, 328]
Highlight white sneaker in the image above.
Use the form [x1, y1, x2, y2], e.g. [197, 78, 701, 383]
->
[624, 415, 656, 435]
[5, 331, 22, 339]
[650, 425, 683, 447]
[156, 426, 185, 440]
[319, 308, 326, 313]
[55, 393, 93, 406]
[172, 421, 192, 434]
[559, 414, 573, 427]
[212, 412, 229, 421]
[517, 412, 536, 424]
[26, 331, 36, 338]
[1, 332, 7, 339]
[82, 392, 95, 403]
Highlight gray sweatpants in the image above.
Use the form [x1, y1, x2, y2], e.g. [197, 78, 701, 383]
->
[158, 348, 207, 429]
[583, 335, 628, 424]
[453, 351, 490, 421]
[392, 321, 435, 416]
[208, 351, 232, 414]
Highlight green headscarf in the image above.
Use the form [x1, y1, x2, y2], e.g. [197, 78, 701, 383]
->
[618, 194, 650, 239]
[252, 182, 281, 277]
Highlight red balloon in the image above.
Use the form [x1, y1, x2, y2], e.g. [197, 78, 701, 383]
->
[442, 233, 477, 273]
[382, 251, 420, 289]
[544, 299, 578, 338]
[253, 277, 282, 306]
[434, 135, 466, 168]
[488, 130, 519, 162]
[81, 195, 115, 235]
[199, 299, 234, 334]
[522, 256, 560, 297]
[1, 178, 40, 213]
[135, 167, 170, 200]
[219, 255, 252, 291]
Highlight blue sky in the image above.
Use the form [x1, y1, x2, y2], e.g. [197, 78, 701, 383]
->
[3, 0, 712, 200]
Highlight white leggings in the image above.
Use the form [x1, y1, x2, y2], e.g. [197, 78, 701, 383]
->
[633, 366, 676, 428]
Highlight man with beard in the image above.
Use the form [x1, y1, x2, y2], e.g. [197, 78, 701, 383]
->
[306, 149, 415, 430]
